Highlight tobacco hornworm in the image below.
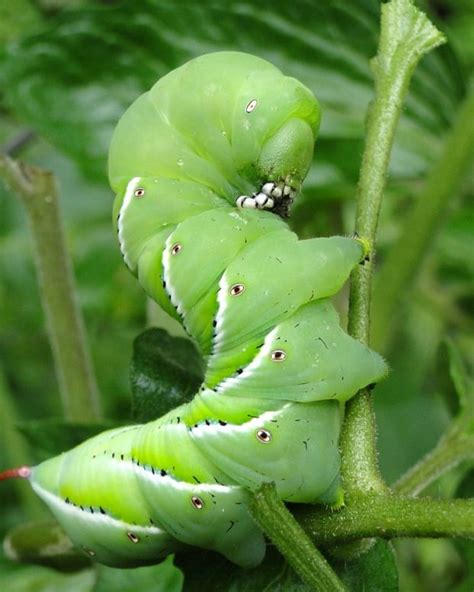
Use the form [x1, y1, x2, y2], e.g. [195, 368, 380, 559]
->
[6, 52, 387, 568]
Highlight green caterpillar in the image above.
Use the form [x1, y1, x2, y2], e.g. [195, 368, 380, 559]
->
[6, 52, 387, 568]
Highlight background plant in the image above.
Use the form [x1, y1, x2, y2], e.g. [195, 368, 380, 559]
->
[0, 1, 472, 590]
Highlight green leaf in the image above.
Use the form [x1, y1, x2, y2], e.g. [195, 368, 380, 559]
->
[172, 548, 235, 591]
[445, 340, 473, 413]
[335, 539, 399, 592]
[4, 520, 90, 572]
[16, 419, 115, 462]
[130, 328, 203, 422]
[94, 555, 183, 592]
[436, 339, 473, 418]
[436, 201, 474, 283]
[0, 0, 42, 45]
[175, 547, 310, 591]
[376, 299, 450, 482]
[0, 0, 464, 186]
[0, 557, 94, 592]
[226, 565, 310, 592]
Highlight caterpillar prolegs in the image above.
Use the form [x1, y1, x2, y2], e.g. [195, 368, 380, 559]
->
[12, 52, 388, 568]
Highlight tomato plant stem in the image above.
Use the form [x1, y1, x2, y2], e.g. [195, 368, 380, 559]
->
[251, 483, 346, 592]
[0, 155, 101, 422]
[295, 494, 474, 545]
[341, 0, 446, 494]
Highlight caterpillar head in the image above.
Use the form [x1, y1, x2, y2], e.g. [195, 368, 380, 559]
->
[229, 63, 320, 216]
[108, 52, 320, 219]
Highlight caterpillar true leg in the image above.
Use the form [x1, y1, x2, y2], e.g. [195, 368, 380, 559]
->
[235, 192, 274, 211]
[235, 180, 297, 213]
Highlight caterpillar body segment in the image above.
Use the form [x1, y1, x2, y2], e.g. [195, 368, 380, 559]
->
[22, 52, 388, 568]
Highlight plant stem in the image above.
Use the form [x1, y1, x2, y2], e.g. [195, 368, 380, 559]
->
[372, 92, 474, 353]
[393, 421, 474, 496]
[341, 0, 446, 494]
[0, 129, 36, 157]
[0, 155, 101, 422]
[294, 494, 474, 546]
[250, 484, 346, 592]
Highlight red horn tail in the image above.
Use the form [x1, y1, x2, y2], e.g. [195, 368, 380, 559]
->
[0, 466, 31, 481]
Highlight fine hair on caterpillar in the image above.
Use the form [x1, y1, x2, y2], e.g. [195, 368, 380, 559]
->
[3, 52, 387, 568]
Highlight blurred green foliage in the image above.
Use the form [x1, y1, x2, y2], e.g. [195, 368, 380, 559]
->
[130, 328, 203, 423]
[0, 0, 472, 590]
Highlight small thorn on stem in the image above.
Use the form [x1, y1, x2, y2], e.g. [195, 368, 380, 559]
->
[0, 466, 31, 481]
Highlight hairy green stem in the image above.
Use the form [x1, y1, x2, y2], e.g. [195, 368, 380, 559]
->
[340, 388, 388, 495]
[250, 484, 346, 592]
[341, 0, 446, 494]
[0, 155, 101, 422]
[394, 421, 474, 496]
[372, 92, 474, 353]
[295, 494, 474, 546]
